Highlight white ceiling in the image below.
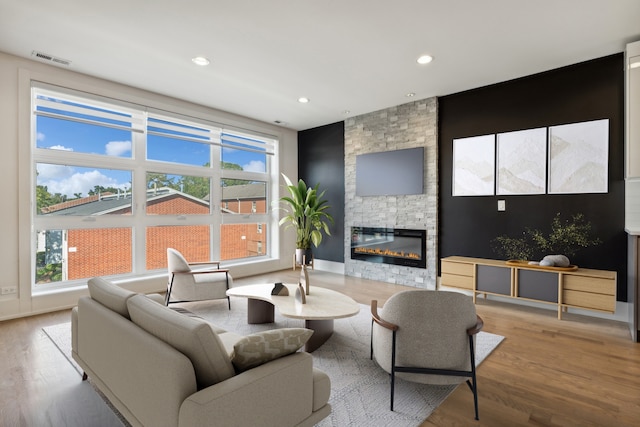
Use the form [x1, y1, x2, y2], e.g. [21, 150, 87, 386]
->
[1, 0, 639, 131]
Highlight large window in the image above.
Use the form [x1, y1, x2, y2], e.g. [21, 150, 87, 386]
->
[32, 85, 276, 290]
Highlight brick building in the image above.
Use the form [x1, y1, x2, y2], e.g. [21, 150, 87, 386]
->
[38, 184, 267, 282]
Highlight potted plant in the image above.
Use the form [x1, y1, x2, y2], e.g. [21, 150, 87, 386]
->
[277, 174, 334, 265]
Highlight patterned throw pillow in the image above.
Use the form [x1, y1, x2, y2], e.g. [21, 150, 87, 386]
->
[232, 328, 313, 372]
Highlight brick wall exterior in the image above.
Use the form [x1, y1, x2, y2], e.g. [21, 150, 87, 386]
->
[220, 223, 266, 260]
[223, 199, 266, 214]
[67, 228, 132, 279]
[146, 225, 211, 270]
[147, 195, 209, 214]
[63, 196, 267, 279]
[344, 98, 438, 288]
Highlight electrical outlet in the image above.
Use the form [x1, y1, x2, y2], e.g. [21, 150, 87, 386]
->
[1, 286, 17, 295]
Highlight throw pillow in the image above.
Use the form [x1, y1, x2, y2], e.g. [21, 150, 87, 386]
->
[232, 328, 313, 372]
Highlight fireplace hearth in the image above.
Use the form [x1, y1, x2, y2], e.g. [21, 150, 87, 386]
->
[350, 227, 426, 268]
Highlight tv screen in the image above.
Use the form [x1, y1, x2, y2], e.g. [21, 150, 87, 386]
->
[355, 147, 424, 196]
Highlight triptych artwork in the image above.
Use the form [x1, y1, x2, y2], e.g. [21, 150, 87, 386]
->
[452, 119, 609, 196]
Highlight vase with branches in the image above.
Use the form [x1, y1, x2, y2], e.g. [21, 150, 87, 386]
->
[492, 213, 601, 261]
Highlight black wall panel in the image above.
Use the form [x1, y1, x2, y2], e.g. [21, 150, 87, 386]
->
[298, 122, 345, 263]
[438, 54, 627, 300]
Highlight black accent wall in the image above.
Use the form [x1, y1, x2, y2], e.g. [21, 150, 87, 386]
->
[438, 54, 627, 300]
[298, 122, 346, 263]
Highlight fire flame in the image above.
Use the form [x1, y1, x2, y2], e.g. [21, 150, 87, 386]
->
[353, 247, 421, 259]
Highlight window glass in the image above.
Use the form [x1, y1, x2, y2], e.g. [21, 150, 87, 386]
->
[35, 228, 132, 284]
[221, 180, 266, 214]
[220, 223, 267, 261]
[35, 94, 133, 157]
[32, 86, 276, 291]
[221, 133, 268, 173]
[146, 173, 211, 215]
[147, 117, 212, 166]
[36, 163, 132, 216]
[145, 225, 211, 270]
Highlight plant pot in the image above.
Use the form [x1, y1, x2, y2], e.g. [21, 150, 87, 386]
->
[295, 248, 313, 266]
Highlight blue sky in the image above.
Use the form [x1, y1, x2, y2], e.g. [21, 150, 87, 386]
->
[36, 116, 266, 197]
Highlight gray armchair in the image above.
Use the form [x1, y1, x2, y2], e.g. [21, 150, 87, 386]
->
[165, 248, 232, 308]
[370, 290, 483, 420]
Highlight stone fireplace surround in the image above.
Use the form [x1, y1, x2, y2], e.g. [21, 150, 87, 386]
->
[344, 98, 437, 288]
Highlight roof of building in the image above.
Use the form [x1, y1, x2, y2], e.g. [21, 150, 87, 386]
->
[42, 183, 266, 216]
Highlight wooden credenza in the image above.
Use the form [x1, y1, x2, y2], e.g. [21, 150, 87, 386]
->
[440, 256, 616, 319]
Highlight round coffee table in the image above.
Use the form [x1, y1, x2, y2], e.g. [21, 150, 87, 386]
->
[226, 284, 360, 352]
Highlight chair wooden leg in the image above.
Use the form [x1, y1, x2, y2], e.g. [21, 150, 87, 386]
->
[82, 372, 88, 381]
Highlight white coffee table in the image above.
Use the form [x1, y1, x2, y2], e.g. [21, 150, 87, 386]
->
[226, 284, 360, 352]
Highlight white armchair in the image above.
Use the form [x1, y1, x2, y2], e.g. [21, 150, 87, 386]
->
[371, 290, 483, 420]
[166, 248, 232, 308]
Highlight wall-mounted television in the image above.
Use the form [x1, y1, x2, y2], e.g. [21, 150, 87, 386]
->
[355, 147, 424, 196]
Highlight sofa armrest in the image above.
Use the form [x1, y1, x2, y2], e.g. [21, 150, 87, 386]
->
[179, 352, 326, 427]
[145, 293, 165, 304]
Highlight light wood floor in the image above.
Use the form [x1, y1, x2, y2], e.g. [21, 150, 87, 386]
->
[1, 269, 639, 426]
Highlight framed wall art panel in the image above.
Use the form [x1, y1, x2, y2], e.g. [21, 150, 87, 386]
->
[496, 127, 547, 195]
[452, 134, 495, 196]
[548, 119, 609, 194]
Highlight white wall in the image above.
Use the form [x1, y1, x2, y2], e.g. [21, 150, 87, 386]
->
[0, 51, 298, 320]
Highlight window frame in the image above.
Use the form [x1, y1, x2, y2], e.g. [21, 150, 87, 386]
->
[30, 83, 277, 292]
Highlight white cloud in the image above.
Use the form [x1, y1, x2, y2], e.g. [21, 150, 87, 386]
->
[49, 145, 74, 151]
[243, 160, 266, 173]
[37, 163, 75, 181]
[105, 140, 131, 156]
[37, 132, 45, 142]
[39, 168, 127, 197]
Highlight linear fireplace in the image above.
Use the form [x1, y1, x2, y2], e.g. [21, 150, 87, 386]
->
[350, 227, 426, 269]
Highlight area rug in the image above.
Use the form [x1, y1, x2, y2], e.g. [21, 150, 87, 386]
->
[44, 299, 504, 427]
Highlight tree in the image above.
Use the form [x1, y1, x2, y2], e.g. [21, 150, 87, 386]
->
[36, 185, 66, 213]
[221, 161, 247, 187]
[88, 185, 125, 196]
[178, 175, 210, 199]
[147, 173, 174, 190]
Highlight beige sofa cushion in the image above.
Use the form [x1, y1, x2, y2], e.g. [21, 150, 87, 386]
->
[88, 277, 137, 319]
[127, 295, 235, 389]
[232, 328, 313, 372]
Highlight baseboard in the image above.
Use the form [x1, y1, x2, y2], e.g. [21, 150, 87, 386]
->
[313, 259, 345, 275]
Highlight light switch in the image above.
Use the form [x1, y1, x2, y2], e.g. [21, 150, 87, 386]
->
[498, 200, 506, 211]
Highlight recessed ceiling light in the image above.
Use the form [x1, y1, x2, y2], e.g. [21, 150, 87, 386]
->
[298, 97, 310, 103]
[417, 55, 433, 65]
[406, 92, 416, 97]
[192, 56, 210, 66]
[343, 110, 351, 115]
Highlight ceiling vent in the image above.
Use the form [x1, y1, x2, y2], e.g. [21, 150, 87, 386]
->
[31, 50, 71, 67]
